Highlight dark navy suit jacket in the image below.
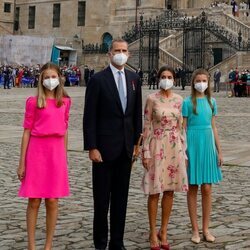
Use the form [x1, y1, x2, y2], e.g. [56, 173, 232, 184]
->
[83, 66, 142, 161]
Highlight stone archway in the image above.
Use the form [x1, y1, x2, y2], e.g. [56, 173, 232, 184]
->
[102, 32, 113, 51]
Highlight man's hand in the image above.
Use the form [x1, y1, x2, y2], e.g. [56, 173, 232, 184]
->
[132, 145, 140, 161]
[89, 149, 103, 163]
[142, 158, 150, 171]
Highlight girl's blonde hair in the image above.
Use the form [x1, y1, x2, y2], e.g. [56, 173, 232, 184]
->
[37, 62, 69, 108]
[190, 68, 214, 114]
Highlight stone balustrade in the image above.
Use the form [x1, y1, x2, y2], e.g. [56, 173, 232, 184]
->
[159, 48, 182, 69]
[225, 14, 250, 42]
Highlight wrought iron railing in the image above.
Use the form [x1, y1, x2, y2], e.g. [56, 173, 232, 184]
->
[82, 43, 109, 54]
[123, 9, 250, 51]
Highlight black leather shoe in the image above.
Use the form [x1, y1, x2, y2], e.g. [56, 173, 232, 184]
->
[109, 247, 126, 250]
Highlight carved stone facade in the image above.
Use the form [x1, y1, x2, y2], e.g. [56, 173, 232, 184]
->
[12, 0, 220, 45]
[0, 0, 247, 67]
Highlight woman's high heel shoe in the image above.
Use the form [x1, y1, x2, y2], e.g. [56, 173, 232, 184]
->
[149, 241, 160, 250]
[203, 231, 215, 242]
[150, 246, 160, 250]
[149, 235, 160, 250]
[157, 232, 170, 250]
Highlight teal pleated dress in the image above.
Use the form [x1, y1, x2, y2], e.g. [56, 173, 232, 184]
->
[182, 96, 222, 185]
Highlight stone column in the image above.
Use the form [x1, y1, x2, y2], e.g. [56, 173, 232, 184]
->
[180, 0, 189, 9]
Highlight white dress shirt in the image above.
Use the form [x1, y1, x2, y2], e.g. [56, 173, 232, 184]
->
[110, 63, 127, 98]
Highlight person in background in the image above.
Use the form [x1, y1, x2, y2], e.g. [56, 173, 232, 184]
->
[136, 68, 144, 86]
[84, 65, 90, 86]
[213, 68, 221, 93]
[149, 68, 158, 90]
[89, 67, 95, 78]
[228, 68, 235, 97]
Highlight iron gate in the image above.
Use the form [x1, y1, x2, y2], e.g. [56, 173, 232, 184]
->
[138, 15, 160, 84]
[122, 10, 247, 85]
[183, 13, 206, 84]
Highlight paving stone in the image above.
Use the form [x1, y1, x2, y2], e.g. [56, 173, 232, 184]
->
[0, 87, 250, 249]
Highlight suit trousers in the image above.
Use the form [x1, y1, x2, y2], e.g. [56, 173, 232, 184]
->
[92, 149, 131, 249]
[214, 80, 220, 92]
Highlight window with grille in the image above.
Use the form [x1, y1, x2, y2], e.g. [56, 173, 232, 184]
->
[28, 6, 36, 29]
[78, 1, 86, 26]
[14, 7, 20, 31]
[4, 3, 11, 13]
[136, 0, 141, 6]
[53, 3, 61, 28]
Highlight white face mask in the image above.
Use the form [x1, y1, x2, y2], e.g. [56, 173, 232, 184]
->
[159, 79, 174, 90]
[112, 53, 128, 66]
[194, 82, 208, 93]
[43, 78, 60, 91]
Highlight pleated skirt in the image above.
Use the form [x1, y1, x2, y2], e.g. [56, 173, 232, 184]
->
[186, 127, 222, 185]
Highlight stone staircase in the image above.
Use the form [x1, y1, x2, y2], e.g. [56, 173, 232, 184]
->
[125, 7, 250, 76]
[224, 13, 250, 42]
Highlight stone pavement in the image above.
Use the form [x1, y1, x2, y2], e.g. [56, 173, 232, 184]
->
[0, 86, 250, 250]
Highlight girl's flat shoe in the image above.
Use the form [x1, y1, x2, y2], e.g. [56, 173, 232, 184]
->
[203, 231, 215, 242]
[191, 233, 201, 244]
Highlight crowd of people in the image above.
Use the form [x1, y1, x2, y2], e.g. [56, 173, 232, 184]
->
[210, 1, 232, 8]
[209, 1, 250, 18]
[228, 67, 250, 97]
[231, 0, 250, 16]
[210, 1, 250, 9]
[16, 39, 223, 250]
[0, 64, 83, 89]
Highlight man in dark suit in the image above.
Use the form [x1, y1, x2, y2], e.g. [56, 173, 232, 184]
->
[83, 38, 142, 250]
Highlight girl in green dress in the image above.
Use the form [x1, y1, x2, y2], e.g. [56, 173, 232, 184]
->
[182, 68, 223, 244]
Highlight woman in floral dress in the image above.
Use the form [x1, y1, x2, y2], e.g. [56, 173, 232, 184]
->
[142, 65, 188, 250]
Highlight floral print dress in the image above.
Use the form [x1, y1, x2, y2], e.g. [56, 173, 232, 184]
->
[142, 92, 188, 195]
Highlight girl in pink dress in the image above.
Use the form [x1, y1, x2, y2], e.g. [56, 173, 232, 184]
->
[17, 62, 71, 250]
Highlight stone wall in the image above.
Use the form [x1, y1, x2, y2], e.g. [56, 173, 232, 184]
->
[0, 35, 54, 66]
[83, 54, 110, 72]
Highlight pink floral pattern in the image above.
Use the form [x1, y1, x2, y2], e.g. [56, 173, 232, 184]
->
[167, 165, 178, 178]
[154, 128, 164, 139]
[169, 131, 178, 144]
[161, 116, 172, 127]
[142, 92, 188, 194]
[173, 101, 182, 110]
[155, 148, 164, 160]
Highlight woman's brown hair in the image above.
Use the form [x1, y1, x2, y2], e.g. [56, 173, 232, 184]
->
[157, 65, 176, 81]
